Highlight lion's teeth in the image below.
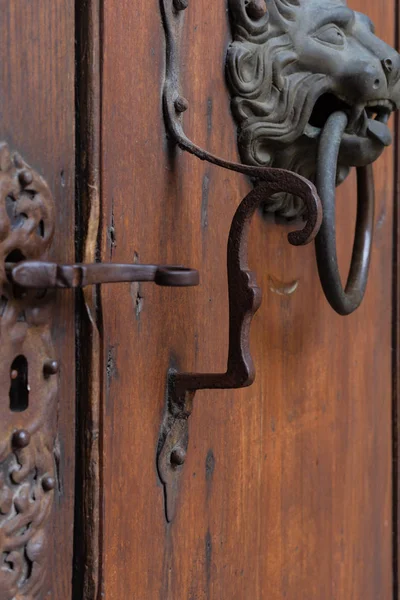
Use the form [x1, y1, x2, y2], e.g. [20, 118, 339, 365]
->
[365, 99, 394, 109]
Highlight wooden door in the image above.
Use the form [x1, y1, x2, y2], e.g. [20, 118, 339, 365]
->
[0, 1, 399, 599]
[81, 0, 397, 598]
[0, 2, 76, 599]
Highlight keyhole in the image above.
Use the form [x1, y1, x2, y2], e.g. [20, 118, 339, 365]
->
[9, 355, 29, 412]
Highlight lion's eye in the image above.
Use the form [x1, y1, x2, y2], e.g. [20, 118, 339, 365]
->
[313, 25, 346, 48]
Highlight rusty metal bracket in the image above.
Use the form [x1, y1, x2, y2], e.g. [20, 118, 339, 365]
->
[0, 142, 198, 599]
[157, 170, 322, 522]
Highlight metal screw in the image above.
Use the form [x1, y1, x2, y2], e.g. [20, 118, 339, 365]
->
[43, 360, 59, 377]
[12, 429, 31, 449]
[18, 170, 33, 187]
[173, 0, 188, 10]
[174, 96, 189, 113]
[42, 475, 55, 492]
[171, 447, 186, 466]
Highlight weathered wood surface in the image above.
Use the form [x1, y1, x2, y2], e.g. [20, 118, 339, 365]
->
[0, 2, 76, 598]
[98, 0, 395, 598]
[395, 6, 400, 597]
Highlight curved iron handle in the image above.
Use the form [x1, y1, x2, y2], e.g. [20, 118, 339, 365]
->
[315, 112, 374, 316]
[157, 171, 322, 522]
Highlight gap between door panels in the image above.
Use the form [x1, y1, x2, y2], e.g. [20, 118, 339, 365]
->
[73, 0, 104, 598]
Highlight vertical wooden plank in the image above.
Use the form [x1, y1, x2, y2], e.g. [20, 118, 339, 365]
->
[0, 2, 75, 597]
[99, 1, 395, 599]
[394, 121, 399, 600]
[394, 2, 400, 597]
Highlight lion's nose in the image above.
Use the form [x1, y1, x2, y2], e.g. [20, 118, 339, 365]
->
[382, 58, 394, 74]
[349, 62, 387, 96]
[381, 56, 400, 86]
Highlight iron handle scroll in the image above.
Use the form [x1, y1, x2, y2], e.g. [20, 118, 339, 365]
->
[157, 171, 322, 522]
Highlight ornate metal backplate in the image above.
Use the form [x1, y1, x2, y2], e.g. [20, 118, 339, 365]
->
[226, 0, 400, 216]
[0, 143, 58, 599]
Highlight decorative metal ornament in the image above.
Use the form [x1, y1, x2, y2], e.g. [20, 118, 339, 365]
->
[0, 143, 58, 599]
[226, 0, 399, 216]
[227, 0, 400, 313]
[162, 0, 400, 314]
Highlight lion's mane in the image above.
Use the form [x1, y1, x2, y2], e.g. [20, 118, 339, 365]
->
[226, 0, 331, 216]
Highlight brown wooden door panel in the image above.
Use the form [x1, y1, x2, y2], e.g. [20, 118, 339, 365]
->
[2, 1, 394, 598]
[95, 0, 395, 599]
[0, 2, 76, 598]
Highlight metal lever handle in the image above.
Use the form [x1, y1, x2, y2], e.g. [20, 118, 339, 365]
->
[9, 261, 199, 289]
[157, 171, 322, 522]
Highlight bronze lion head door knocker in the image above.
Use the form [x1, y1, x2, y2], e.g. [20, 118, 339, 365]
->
[227, 0, 400, 314]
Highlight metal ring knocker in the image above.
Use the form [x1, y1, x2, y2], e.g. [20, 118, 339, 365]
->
[315, 111, 375, 316]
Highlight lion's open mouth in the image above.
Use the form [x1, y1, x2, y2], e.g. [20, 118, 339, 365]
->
[305, 92, 394, 148]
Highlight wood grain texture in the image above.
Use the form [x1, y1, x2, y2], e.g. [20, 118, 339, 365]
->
[98, 0, 394, 598]
[395, 4, 400, 597]
[0, 2, 75, 598]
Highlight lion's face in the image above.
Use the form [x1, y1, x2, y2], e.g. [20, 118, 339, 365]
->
[227, 0, 400, 216]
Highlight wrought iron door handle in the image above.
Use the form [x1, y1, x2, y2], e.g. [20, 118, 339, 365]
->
[157, 171, 322, 522]
[8, 261, 199, 289]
